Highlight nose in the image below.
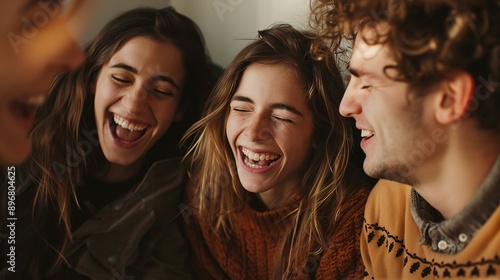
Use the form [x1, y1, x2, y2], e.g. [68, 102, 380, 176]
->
[121, 85, 148, 115]
[339, 82, 362, 117]
[244, 115, 271, 142]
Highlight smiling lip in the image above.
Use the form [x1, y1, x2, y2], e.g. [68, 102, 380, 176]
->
[9, 92, 48, 131]
[9, 101, 35, 131]
[361, 129, 374, 138]
[360, 133, 374, 151]
[108, 113, 148, 148]
[238, 146, 281, 174]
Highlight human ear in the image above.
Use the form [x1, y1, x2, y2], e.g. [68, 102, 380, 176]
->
[434, 72, 474, 125]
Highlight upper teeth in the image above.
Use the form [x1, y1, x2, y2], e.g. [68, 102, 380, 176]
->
[242, 147, 279, 161]
[361, 129, 374, 138]
[114, 114, 147, 131]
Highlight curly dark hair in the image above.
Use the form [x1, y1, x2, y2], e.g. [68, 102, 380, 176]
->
[311, 0, 500, 129]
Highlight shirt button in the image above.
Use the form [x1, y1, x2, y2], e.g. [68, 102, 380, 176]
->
[438, 240, 448, 250]
[114, 203, 124, 211]
[458, 233, 468, 242]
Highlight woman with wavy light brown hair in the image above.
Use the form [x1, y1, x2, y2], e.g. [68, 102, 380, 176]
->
[10, 6, 215, 280]
[181, 24, 372, 279]
[311, 0, 500, 279]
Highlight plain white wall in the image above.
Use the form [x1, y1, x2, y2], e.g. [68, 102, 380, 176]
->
[171, 0, 311, 67]
[80, 0, 311, 67]
[78, 0, 171, 46]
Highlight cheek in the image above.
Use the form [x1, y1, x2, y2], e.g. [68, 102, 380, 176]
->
[225, 125, 239, 160]
[225, 116, 241, 144]
[0, 43, 18, 68]
[4, 55, 35, 90]
[93, 86, 116, 128]
[154, 102, 180, 131]
[282, 129, 313, 157]
[94, 79, 116, 105]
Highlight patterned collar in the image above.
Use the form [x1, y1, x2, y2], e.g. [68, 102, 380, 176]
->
[410, 153, 500, 254]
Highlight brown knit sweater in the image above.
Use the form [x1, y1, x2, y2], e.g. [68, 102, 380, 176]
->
[184, 185, 370, 280]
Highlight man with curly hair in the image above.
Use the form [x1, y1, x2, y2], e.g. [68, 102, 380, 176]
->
[311, 0, 500, 278]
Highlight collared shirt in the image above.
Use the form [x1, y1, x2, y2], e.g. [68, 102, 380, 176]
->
[411, 153, 500, 254]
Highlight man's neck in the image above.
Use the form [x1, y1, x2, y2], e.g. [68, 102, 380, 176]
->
[413, 125, 500, 219]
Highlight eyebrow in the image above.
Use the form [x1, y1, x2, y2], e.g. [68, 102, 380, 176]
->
[110, 63, 180, 91]
[231, 95, 304, 117]
[349, 65, 382, 83]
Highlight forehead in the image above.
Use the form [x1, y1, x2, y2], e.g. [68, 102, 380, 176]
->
[237, 63, 304, 95]
[234, 63, 311, 113]
[106, 36, 186, 89]
[350, 31, 396, 78]
[110, 37, 183, 70]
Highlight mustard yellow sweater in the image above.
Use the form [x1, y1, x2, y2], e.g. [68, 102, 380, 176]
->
[361, 180, 500, 279]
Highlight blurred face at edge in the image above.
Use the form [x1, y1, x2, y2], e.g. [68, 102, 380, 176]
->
[0, 0, 94, 165]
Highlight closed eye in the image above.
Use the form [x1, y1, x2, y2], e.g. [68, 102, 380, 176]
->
[111, 75, 130, 84]
[272, 116, 293, 123]
[149, 86, 174, 97]
[153, 90, 173, 97]
[232, 107, 251, 112]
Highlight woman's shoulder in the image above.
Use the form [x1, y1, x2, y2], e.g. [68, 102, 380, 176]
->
[334, 186, 370, 228]
[329, 175, 373, 233]
[133, 157, 187, 214]
[343, 177, 373, 208]
[145, 157, 184, 177]
[135, 157, 185, 192]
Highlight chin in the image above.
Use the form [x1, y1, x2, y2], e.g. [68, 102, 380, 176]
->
[105, 156, 138, 167]
[241, 183, 269, 195]
[363, 161, 387, 181]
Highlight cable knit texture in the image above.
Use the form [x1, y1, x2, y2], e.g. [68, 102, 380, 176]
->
[184, 185, 369, 279]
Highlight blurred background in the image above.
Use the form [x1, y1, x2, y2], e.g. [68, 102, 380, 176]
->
[79, 0, 311, 68]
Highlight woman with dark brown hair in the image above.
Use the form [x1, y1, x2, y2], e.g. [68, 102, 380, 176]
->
[11, 6, 214, 279]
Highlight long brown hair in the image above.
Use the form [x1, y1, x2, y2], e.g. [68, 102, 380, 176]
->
[23, 7, 214, 277]
[182, 24, 364, 278]
[311, 0, 500, 129]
